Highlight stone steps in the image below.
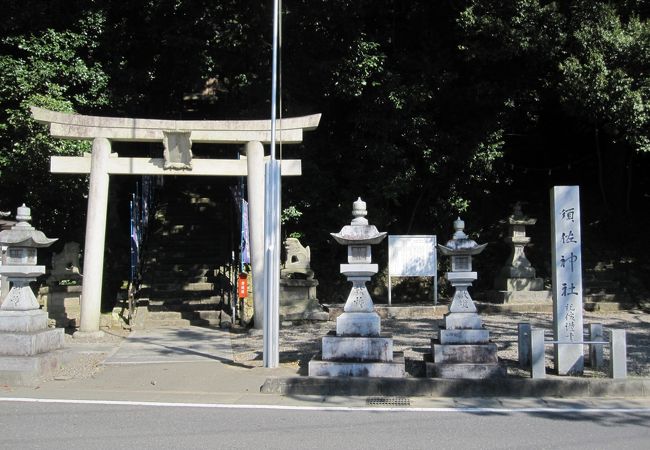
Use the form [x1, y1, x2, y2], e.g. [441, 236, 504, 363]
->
[133, 179, 236, 329]
[145, 297, 224, 310]
[131, 307, 230, 329]
[141, 281, 215, 292]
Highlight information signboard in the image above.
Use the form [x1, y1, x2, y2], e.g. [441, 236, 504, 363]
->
[388, 235, 437, 305]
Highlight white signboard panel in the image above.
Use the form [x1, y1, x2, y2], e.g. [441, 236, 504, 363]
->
[388, 235, 437, 305]
[550, 186, 584, 375]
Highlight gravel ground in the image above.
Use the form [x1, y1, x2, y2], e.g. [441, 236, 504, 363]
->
[229, 310, 650, 378]
[42, 329, 130, 382]
[37, 310, 650, 382]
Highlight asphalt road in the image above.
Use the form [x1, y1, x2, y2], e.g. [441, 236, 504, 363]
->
[1, 399, 649, 449]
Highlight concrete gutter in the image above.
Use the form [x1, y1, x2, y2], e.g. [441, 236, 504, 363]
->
[261, 376, 650, 398]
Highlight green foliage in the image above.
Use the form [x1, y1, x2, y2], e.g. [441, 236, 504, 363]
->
[558, 2, 650, 153]
[0, 12, 108, 234]
[0, 0, 647, 300]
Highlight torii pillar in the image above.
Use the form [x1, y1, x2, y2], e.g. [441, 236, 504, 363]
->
[31, 107, 320, 336]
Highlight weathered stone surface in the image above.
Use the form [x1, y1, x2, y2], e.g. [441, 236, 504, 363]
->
[0, 310, 48, 332]
[0, 351, 62, 386]
[308, 352, 405, 378]
[0, 328, 64, 356]
[322, 335, 393, 362]
[47, 241, 82, 285]
[336, 312, 380, 336]
[51, 155, 303, 176]
[480, 290, 552, 304]
[39, 285, 82, 328]
[530, 328, 546, 378]
[279, 278, 326, 321]
[588, 323, 605, 369]
[444, 313, 483, 330]
[609, 329, 627, 379]
[438, 328, 490, 345]
[32, 106, 321, 144]
[518, 323, 532, 367]
[432, 343, 498, 364]
[503, 278, 544, 291]
[550, 186, 584, 375]
[281, 238, 314, 279]
[426, 362, 506, 379]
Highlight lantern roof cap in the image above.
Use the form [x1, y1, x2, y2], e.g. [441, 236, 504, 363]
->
[437, 217, 487, 256]
[331, 197, 387, 245]
[0, 204, 57, 248]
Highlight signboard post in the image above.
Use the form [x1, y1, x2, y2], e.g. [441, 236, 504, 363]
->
[550, 186, 584, 375]
[388, 235, 437, 305]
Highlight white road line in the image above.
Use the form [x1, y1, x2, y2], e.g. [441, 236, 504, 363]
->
[1, 397, 649, 413]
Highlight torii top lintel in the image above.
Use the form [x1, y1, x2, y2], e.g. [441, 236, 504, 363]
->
[30, 107, 321, 145]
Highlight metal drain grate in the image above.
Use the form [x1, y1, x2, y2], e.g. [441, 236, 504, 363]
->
[366, 396, 411, 406]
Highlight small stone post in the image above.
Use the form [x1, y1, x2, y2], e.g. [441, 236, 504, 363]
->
[530, 328, 546, 379]
[609, 329, 627, 379]
[518, 323, 532, 368]
[588, 323, 604, 369]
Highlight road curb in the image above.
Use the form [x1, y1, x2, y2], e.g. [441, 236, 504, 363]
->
[261, 376, 650, 398]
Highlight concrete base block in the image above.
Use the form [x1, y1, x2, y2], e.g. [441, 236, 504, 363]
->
[279, 278, 327, 321]
[432, 342, 498, 364]
[322, 335, 393, 362]
[480, 290, 552, 304]
[308, 352, 405, 378]
[72, 330, 105, 340]
[494, 277, 544, 291]
[39, 285, 82, 328]
[426, 361, 506, 379]
[439, 328, 490, 344]
[336, 312, 380, 336]
[0, 310, 49, 332]
[0, 328, 64, 356]
[0, 350, 63, 386]
[444, 313, 483, 330]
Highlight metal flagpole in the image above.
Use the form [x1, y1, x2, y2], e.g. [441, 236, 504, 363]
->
[263, 0, 281, 368]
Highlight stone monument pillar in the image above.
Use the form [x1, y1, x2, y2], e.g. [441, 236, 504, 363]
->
[426, 218, 504, 378]
[550, 186, 584, 375]
[308, 198, 405, 377]
[0, 205, 64, 385]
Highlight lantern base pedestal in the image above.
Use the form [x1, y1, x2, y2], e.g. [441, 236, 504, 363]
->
[427, 322, 505, 379]
[336, 312, 380, 336]
[0, 309, 65, 386]
[309, 351, 405, 378]
[0, 350, 64, 386]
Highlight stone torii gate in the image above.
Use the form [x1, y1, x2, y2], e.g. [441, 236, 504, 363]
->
[31, 107, 320, 337]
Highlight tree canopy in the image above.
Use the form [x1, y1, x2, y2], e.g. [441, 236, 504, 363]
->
[1, 0, 648, 296]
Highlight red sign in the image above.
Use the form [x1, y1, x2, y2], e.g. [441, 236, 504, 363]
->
[237, 274, 248, 298]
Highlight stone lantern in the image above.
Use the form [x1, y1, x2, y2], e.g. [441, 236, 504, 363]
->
[437, 217, 487, 325]
[308, 198, 404, 377]
[495, 202, 543, 291]
[330, 197, 386, 335]
[427, 217, 504, 378]
[0, 204, 57, 311]
[0, 204, 63, 385]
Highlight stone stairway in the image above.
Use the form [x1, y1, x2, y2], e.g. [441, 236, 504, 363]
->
[583, 261, 634, 312]
[132, 179, 236, 329]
